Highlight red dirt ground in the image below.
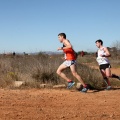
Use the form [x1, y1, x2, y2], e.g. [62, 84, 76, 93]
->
[0, 68, 120, 120]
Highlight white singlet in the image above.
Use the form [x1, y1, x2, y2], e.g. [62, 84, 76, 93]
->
[96, 47, 110, 65]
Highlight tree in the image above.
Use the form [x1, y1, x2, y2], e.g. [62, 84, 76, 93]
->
[111, 40, 120, 59]
[112, 40, 120, 50]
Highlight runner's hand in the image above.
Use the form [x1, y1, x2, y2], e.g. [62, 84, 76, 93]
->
[57, 47, 63, 51]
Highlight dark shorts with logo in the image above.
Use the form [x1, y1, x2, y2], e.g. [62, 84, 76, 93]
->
[99, 64, 111, 71]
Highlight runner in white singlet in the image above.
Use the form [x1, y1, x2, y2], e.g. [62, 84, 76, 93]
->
[95, 39, 120, 90]
[97, 47, 110, 65]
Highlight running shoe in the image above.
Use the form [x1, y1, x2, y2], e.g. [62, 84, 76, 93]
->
[81, 87, 88, 93]
[105, 86, 111, 90]
[112, 74, 120, 80]
[67, 81, 75, 89]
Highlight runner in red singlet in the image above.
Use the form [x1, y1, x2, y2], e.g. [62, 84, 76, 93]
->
[57, 33, 88, 92]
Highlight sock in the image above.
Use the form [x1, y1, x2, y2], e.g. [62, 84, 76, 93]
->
[83, 84, 87, 88]
[68, 80, 72, 83]
[104, 77, 111, 86]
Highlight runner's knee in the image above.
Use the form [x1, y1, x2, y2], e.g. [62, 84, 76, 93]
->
[56, 70, 61, 75]
[106, 75, 111, 78]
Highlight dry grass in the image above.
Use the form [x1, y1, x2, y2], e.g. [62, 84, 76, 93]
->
[0, 53, 119, 89]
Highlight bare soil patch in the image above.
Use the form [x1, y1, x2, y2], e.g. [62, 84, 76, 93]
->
[0, 87, 120, 120]
[0, 67, 120, 120]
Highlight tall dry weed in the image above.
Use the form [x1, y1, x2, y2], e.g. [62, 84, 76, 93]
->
[0, 53, 119, 89]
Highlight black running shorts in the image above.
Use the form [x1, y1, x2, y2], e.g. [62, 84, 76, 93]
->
[99, 64, 111, 71]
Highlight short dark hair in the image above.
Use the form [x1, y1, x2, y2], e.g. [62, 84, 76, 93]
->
[95, 39, 103, 45]
[58, 33, 66, 39]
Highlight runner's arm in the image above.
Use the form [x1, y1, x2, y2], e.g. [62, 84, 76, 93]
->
[62, 40, 72, 49]
[102, 47, 111, 57]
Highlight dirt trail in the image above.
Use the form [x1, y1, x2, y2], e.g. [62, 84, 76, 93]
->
[83, 63, 120, 75]
[0, 87, 120, 120]
[111, 68, 120, 75]
[0, 67, 120, 120]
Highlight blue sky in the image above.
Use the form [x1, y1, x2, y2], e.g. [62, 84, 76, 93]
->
[0, 0, 120, 53]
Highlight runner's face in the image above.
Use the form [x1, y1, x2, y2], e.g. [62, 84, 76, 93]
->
[58, 35, 63, 43]
[96, 42, 101, 48]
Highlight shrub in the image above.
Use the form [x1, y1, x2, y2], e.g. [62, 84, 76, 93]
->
[0, 53, 119, 89]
